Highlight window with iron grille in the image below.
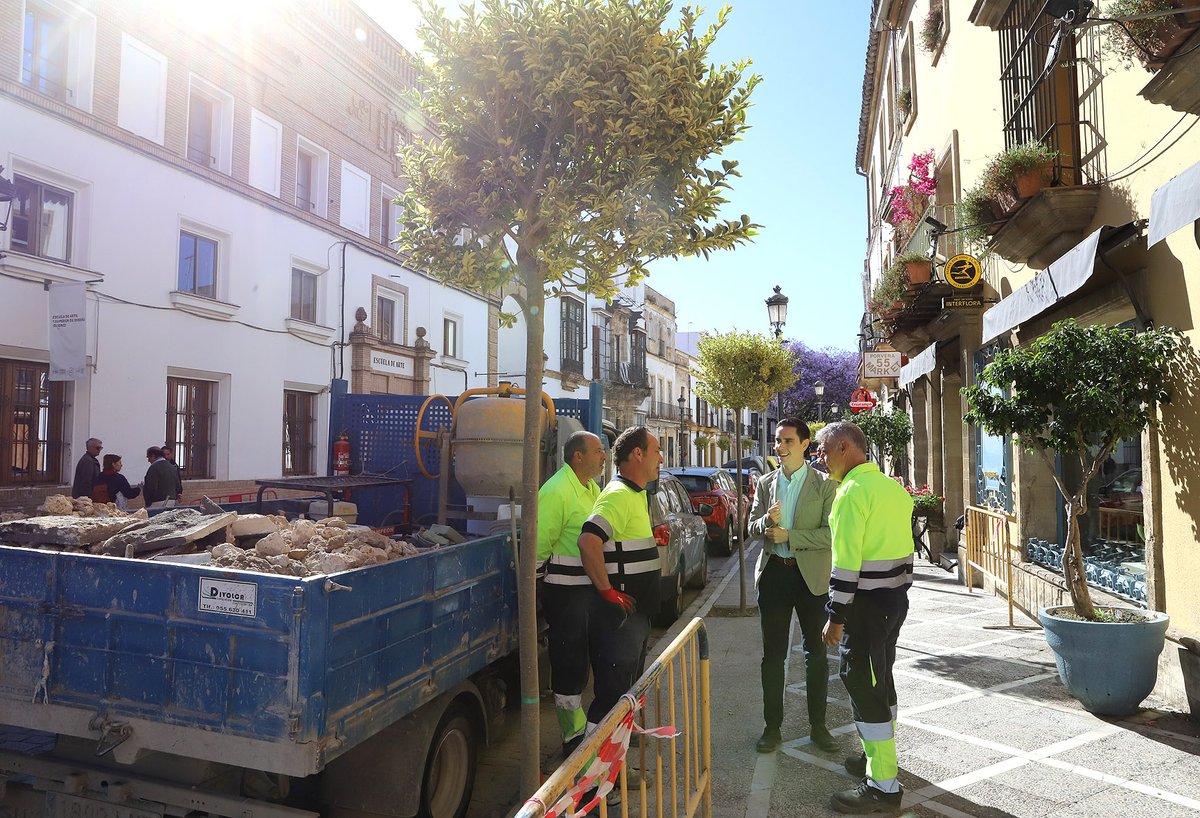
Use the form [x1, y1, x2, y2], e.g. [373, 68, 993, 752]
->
[12, 176, 72, 263]
[997, 0, 1101, 186]
[166, 377, 214, 479]
[283, 390, 316, 475]
[560, 297, 584, 375]
[592, 312, 613, 380]
[0, 359, 64, 486]
[22, 3, 69, 102]
[630, 330, 647, 384]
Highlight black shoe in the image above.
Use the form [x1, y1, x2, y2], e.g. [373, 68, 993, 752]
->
[830, 779, 903, 814]
[844, 752, 866, 778]
[810, 727, 838, 753]
[755, 727, 782, 753]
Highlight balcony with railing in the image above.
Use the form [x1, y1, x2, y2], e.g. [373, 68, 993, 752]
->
[649, 401, 689, 422]
[1124, 4, 1200, 115]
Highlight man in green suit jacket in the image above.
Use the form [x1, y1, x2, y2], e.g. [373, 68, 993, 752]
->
[747, 416, 839, 754]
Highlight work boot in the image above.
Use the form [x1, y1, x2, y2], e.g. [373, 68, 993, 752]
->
[844, 752, 867, 778]
[755, 726, 782, 753]
[830, 779, 903, 814]
[810, 727, 838, 753]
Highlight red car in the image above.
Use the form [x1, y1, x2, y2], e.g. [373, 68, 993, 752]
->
[665, 467, 749, 556]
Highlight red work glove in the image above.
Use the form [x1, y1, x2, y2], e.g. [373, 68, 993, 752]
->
[598, 587, 637, 616]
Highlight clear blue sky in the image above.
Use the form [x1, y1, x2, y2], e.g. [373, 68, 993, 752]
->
[355, 0, 871, 352]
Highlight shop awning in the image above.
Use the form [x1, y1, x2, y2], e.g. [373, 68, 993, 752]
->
[980, 227, 1104, 344]
[1148, 159, 1200, 247]
[899, 341, 937, 386]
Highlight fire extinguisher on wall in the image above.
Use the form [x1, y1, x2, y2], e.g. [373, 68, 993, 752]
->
[334, 433, 351, 476]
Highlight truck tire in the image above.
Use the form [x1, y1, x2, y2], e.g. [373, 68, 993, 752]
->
[419, 702, 478, 818]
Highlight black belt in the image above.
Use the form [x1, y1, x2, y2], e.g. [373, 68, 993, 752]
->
[769, 553, 797, 567]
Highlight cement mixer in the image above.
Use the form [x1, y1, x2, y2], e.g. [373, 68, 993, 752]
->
[413, 383, 586, 531]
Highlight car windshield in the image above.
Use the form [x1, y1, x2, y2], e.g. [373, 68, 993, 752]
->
[673, 475, 713, 493]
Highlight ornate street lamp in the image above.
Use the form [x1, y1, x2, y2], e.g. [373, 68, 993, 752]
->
[677, 388, 687, 467]
[814, 379, 826, 423]
[765, 285, 789, 453]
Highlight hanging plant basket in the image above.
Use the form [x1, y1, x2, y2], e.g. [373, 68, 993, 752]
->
[1015, 162, 1054, 199]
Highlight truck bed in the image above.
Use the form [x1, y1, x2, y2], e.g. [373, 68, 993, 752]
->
[0, 534, 517, 777]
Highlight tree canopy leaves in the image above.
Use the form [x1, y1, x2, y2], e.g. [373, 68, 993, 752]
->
[853, 407, 912, 468]
[393, 0, 762, 299]
[693, 330, 798, 412]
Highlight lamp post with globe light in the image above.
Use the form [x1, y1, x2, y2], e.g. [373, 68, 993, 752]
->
[677, 388, 687, 466]
[814, 379, 826, 423]
[765, 285, 789, 454]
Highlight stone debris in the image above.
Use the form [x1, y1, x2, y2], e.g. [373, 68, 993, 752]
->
[0, 515, 138, 548]
[36, 495, 139, 519]
[209, 518, 420, 577]
[0, 511, 27, 522]
[94, 509, 236, 556]
[231, 514, 277, 538]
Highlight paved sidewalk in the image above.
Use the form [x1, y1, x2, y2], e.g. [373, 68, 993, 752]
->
[699, 544, 1200, 817]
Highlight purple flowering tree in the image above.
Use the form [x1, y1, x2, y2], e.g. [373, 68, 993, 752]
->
[781, 343, 859, 422]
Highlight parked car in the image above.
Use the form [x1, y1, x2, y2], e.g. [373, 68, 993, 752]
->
[725, 467, 762, 497]
[1099, 468, 1143, 512]
[722, 455, 778, 474]
[665, 467, 749, 556]
[648, 472, 711, 625]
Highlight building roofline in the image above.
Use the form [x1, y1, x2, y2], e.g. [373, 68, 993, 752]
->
[855, 0, 884, 175]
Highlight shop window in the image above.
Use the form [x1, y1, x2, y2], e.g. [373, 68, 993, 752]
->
[973, 342, 1013, 513]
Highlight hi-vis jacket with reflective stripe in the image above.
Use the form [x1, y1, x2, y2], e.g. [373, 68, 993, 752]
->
[573, 475, 661, 597]
[538, 464, 601, 572]
[826, 462, 914, 624]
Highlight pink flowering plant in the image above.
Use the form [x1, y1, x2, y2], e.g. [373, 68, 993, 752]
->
[884, 150, 938, 239]
[907, 484, 944, 514]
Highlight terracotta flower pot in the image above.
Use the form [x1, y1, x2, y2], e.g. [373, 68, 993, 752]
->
[1015, 164, 1052, 199]
[905, 261, 931, 286]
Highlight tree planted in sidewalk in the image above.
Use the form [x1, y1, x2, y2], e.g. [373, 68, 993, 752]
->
[962, 319, 1181, 620]
[853, 406, 912, 474]
[392, 0, 760, 793]
[693, 330, 797, 610]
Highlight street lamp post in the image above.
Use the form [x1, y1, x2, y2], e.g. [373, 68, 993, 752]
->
[765, 285, 789, 451]
[677, 389, 687, 467]
[829, 404, 841, 422]
[814, 379, 826, 423]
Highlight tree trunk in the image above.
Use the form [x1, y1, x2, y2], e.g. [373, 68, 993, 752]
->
[734, 422, 746, 611]
[1063, 497, 1096, 619]
[517, 264, 545, 799]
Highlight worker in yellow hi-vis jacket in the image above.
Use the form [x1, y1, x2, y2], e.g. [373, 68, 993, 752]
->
[818, 421, 914, 815]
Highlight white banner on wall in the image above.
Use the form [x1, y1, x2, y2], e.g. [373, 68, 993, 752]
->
[48, 282, 88, 381]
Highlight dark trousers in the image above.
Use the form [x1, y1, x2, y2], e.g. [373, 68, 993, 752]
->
[840, 589, 908, 728]
[758, 556, 830, 731]
[542, 583, 652, 726]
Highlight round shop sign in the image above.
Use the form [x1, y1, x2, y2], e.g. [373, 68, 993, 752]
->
[945, 254, 983, 289]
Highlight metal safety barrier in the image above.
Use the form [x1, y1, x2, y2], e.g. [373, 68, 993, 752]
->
[516, 617, 712, 818]
[963, 505, 1036, 629]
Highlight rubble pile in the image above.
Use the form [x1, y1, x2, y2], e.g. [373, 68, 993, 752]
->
[210, 516, 420, 577]
[37, 494, 141, 519]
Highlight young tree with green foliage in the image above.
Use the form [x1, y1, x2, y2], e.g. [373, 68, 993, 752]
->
[853, 406, 913, 473]
[693, 330, 798, 610]
[393, 0, 760, 790]
[963, 320, 1180, 620]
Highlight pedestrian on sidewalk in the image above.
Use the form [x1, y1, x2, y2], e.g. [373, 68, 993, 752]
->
[746, 417, 838, 754]
[539, 431, 606, 758]
[575, 427, 662, 735]
[71, 438, 103, 498]
[818, 422, 914, 814]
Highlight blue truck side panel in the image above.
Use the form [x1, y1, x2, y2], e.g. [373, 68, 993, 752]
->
[0, 534, 518, 770]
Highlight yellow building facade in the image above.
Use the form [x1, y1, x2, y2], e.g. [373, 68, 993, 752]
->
[856, 0, 1200, 712]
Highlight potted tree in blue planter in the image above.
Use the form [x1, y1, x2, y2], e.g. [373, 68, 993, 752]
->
[963, 319, 1181, 714]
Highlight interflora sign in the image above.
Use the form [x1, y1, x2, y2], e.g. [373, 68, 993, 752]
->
[862, 350, 902, 379]
[849, 387, 877, 413]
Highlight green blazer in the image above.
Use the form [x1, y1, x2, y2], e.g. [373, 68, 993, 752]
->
[747, 465, 837, 596]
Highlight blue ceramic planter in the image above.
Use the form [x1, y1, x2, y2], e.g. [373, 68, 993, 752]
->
[1039, 606, 1169, 715]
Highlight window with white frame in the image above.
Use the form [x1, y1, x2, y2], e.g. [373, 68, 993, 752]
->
[249, 109, 282, 196]
[290, 267, 318, 324]
[339, 161, 370, 237]
[380, 184, 401, 246]
[443, 315, 461, 359]
[296, 137, 329, 216]
[177, 229, 218, 299]
[21, 0, 96, 110]
[560, 297, 585, 375]
[186, 76, 234, 173]
[117, 34, 167, 145]
[372, 279, 408, 345]
[11, 175, 73, 263]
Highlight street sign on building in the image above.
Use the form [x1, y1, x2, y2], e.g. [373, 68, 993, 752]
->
[862, 350, 902, 379]
[849, 387, 877, 413]
[944, 295, 985, 309]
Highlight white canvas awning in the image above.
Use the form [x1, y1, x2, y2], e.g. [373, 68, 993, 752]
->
[980, 227, 1105, 344]
[899, 341, 937, 387]
[1148, 159, 1200, 247]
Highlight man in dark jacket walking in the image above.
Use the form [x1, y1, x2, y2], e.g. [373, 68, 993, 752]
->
[143, 446, 177, 508]
[71, 438, 103, 498]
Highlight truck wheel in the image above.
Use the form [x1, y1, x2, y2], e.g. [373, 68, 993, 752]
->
[419, 702, 478, 818]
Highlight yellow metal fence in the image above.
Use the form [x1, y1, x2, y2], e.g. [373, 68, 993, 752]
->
[517, 617, 712, 818]
[963, 505, 1034, 629]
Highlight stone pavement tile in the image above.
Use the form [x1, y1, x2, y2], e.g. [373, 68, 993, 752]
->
[771, 750, 858, 817]
[1002, 676, 1087, 713]
[940, 776, 1063, 818]
[992, 761, 1117, 806]
[901, 621, 1018, 649]
[1043, 785, 1198, 817]
[901, 653, 1048, 691]
[906, 697, 1100, 754]
[1050, 728, 1200, 785]
[894, 672, 970, 707]
[962, 639, 1056, 667]
[897, 730, 1012, 786]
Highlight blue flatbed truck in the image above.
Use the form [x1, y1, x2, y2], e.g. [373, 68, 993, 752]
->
[0, 532, 519, 818]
